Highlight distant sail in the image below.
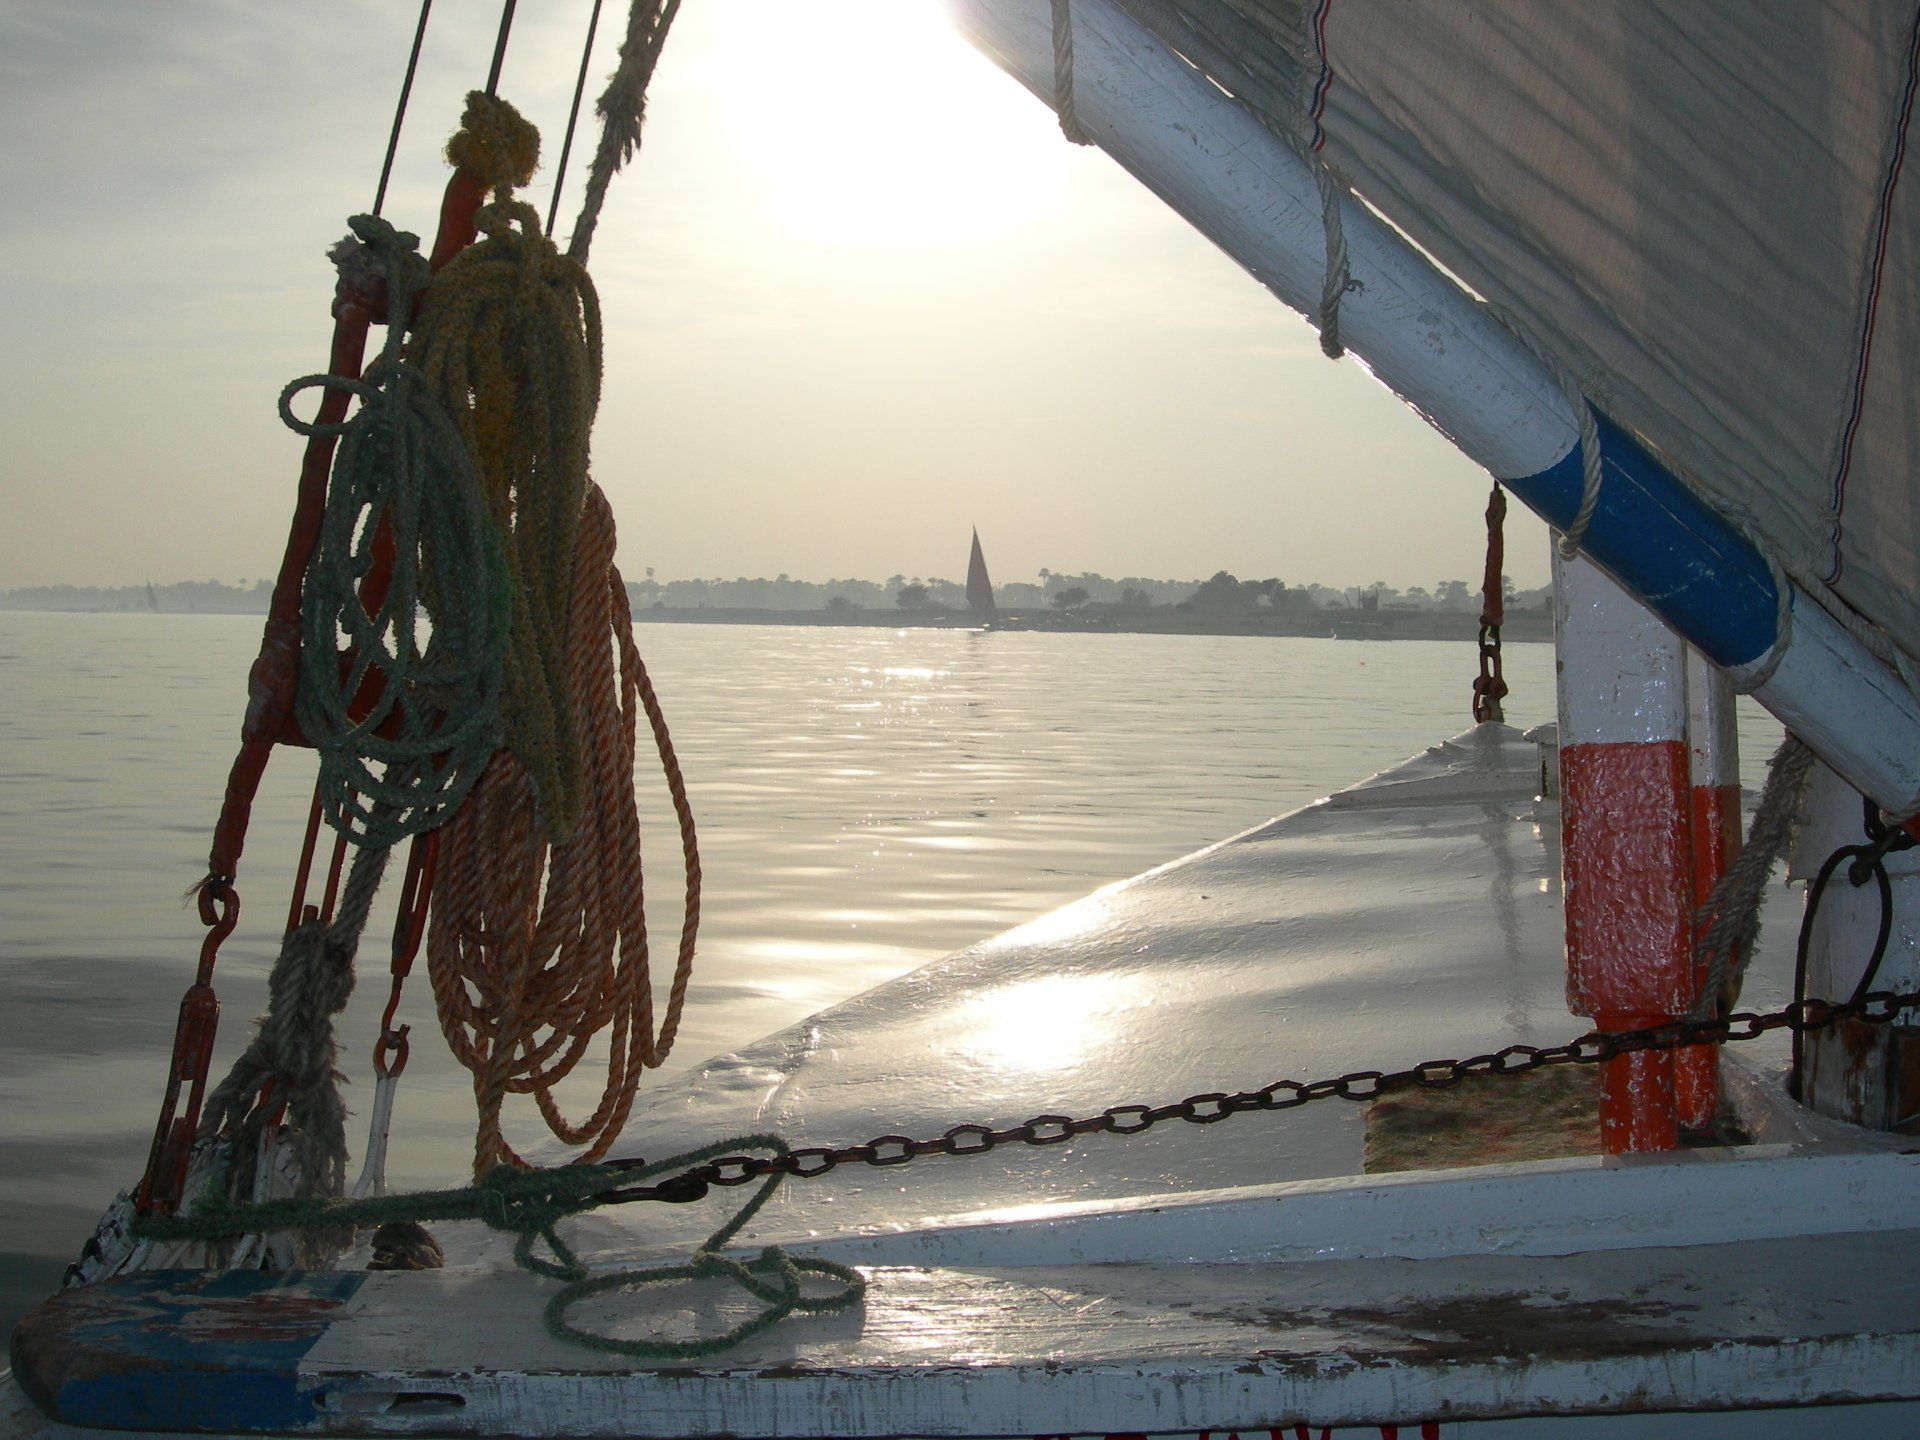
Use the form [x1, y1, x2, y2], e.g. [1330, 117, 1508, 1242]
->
[145, 582, 160, 613]
[966, 528, 995, 618]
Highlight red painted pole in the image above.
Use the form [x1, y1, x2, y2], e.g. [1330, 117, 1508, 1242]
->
[139, 168, 492, 1215]
[1554, 553, 1695, 1153]
[1677, 648, 1740, 1131]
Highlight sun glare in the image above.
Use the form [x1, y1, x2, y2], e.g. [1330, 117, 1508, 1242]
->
[715, 1, 1065, 248]
[959, 972, 1152, 1074]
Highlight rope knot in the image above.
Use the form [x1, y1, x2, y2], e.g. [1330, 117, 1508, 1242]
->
[690, 1249, 741, 1283]
[328, 216, 431, 327]
[446, 91, 541, 195]
[473, 1163, 547, 1233]
[472, 197, 547, 246]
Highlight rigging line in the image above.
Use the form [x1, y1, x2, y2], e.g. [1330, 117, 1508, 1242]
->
[549, 0, 608, 238]
[372, 0, 435, 218]
[567, 0, 682, 265]
[485, 0, 520, 99]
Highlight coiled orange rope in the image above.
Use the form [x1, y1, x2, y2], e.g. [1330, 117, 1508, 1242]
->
[429, 484, 699, 1176]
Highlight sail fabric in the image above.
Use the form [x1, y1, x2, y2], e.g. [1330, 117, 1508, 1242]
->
[1126, 1, 1920, 664]
[967, 529, 997, 617]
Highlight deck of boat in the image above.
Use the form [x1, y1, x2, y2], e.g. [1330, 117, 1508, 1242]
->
[7, 725, 1919, 1437]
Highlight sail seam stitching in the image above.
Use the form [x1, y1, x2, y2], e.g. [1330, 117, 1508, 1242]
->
[1306, 0, 1335, 152]
[1824, 2, 1920, 584]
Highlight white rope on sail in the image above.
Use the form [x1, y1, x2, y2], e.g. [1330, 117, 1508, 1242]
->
[1049, 0, 1093, 145]
[1296, 0, 1353, 360]
[1310, 162, 1354, 359]
[1477, 302, 1606, 561]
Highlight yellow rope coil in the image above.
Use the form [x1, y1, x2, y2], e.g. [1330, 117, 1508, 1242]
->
[413, 197, 601, 841]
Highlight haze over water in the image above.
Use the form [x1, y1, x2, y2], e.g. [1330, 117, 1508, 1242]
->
[0, 614, 1779, 1340]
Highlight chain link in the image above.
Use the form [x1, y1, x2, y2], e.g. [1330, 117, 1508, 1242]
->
[594, 987, 1920, 1206]
[1472, 620, 1508, 724]
[1471, 484, 1509, 724]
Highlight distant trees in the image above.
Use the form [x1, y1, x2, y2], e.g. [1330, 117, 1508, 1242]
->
[3, 568, 1558, 620]
[1187, 571, 1269, 612]
[1188, 571, 1248, 611]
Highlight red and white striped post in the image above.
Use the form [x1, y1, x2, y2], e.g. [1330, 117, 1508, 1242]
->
[1679, 648, 1740, 1130]
[1554, 553, 1695, 1152]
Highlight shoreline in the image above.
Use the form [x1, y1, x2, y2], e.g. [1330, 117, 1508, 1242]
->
[0, 605, 1555, 643]
[629, 606, 1554, 643]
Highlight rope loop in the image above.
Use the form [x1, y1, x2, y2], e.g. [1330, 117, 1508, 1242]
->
[278, 373, 383, 440]
[289, 221, 510, 850]
[133, 1133, 866, 1360]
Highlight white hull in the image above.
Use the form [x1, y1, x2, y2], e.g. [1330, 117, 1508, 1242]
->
[8, 727, 1917, 1436]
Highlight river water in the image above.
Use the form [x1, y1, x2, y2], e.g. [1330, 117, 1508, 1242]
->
[0, 613, 1780, 1339]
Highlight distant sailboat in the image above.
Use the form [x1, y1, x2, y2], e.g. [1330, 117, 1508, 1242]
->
[965, 528, 995, 620]
[145, 582, 160, 613]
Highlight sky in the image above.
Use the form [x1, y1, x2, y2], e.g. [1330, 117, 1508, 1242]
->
[0, 0, 1547, 593]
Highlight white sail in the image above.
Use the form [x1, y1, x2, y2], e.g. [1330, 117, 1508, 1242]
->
[966, 527, 996, 617]
[1119, 1, 1920, 666]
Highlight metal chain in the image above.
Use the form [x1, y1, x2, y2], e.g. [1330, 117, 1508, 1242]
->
[596, 986, 1920, 1207]
[1473, 621, 1506, 724]
[1471, 484, 1508, 724]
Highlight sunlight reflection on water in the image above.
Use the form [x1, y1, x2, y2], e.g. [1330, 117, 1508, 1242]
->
[0, 612, 1780, 1336]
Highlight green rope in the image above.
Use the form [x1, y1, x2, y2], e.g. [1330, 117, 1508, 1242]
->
[132, 1134, 865, 1360]
[282, 214, 510, 849]
[412, 197, 601, 842]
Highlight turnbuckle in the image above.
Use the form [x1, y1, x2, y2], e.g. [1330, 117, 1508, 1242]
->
[373, 833, 437, 1079]
[136, 875, 240, 1214]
